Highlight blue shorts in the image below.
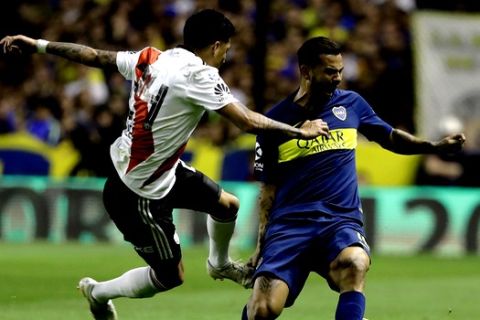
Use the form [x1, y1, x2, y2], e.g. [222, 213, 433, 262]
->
[254, 214, 370, 307]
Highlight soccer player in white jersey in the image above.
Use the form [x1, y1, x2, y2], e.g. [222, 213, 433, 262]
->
[1, 9, 329, 320]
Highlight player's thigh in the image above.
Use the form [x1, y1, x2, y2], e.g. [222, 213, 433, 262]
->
[326, 226, 370, 276]
[102, 172, 148, 241]
[311, 222, 371, 291]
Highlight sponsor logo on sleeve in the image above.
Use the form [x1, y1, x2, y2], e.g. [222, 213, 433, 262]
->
[214, 82, 231, 102]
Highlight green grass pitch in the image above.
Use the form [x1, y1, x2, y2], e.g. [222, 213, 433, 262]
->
[1, 242, 479, 319]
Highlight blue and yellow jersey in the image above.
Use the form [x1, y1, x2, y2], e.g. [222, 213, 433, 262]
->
[254, 89, 393, 223]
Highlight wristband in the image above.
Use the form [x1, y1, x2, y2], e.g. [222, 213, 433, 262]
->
[36, 39, 49, 54]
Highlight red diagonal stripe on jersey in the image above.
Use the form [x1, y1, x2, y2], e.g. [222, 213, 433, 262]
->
[127, 99, 152, 173]
[135, 47, 161, 78]
[127, 47, 162, 173]
[141, 143, 187, 188]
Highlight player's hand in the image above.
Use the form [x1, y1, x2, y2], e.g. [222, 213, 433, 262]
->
[298, 119, 329, 139]
[434, 133, 466, 154]
[0, 35, 37, 56]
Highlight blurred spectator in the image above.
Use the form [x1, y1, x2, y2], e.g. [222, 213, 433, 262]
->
[25, 95, 62, 145]
[415, 116, 480, 187]
[0, 90, 21, 133]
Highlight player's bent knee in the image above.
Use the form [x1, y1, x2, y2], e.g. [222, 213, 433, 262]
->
[150, 266, 185, 291]
[249, 300, 282, 320]
[161, 274, 184, 290]
[329, 247, 370, 291]
[211, 190, 239, 222]
[248, 278, 287, 319]
[349, 250, 370, 274]
[346, 256, 369, 278]
[154, 275, 184, 291]
[336, 247, 370, 274]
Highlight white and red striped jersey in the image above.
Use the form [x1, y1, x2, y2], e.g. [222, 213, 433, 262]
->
[111, 47, 238, 199]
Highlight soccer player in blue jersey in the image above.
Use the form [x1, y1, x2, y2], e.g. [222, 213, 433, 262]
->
[241, 37, 466, 320]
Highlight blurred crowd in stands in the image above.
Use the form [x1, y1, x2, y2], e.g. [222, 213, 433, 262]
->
[0, 0, 478, 185]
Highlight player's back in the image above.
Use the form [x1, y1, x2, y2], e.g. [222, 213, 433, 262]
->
[112, 47, 237, 200]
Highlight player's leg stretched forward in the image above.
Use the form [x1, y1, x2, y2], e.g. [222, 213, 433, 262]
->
[77, 164, 252, 319]
[78, 170, 185, 320]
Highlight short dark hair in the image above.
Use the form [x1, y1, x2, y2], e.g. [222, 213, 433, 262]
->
[297, 37, 342, 67]
[183, 9, 236, 50]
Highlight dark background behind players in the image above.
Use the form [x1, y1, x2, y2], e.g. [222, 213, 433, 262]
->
[0, 0, 478, 185]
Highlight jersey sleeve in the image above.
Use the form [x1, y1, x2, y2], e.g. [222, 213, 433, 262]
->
[185, 67, 239, 111]
[356, 94, 393, 144]
[116, 50, 142, 80]
[117, 47, 162, 81]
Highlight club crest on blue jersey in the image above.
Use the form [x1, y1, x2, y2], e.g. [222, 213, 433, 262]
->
[332, 106, 347, 121]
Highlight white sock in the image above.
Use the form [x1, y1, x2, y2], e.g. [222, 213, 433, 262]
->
[91, 267, 159, 302]
[207, 215, 235, 267]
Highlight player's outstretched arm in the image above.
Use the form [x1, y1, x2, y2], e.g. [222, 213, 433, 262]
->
[217, 101, 329, 139]
[0, 35, 117, 70]
[381, 128, 466, 155]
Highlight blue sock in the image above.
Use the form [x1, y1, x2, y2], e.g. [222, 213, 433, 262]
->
[241, 305, 248, 320]
[335, 291, 365, 320]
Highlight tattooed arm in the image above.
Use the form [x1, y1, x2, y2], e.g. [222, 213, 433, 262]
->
[248, 183, 276, 268]
[0, 35, 117, 70]
[380, 128, 466, 155]
[217, 102, 329, 139]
